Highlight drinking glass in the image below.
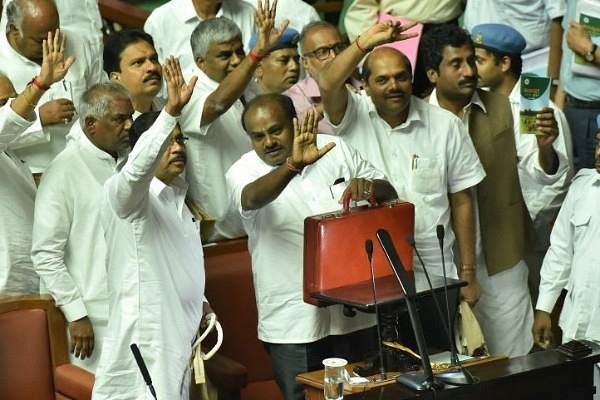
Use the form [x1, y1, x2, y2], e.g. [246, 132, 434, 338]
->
[323, 358, 347, 400]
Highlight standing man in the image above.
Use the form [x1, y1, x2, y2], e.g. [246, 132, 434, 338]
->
[179, 0, 289, 241]
[249, 27, 300, 95]
[421, 24, 568, 357]
[32, 81, 134, 372]
[532, 133, 600, 400]
[92, 57, 211, 400]
[284, 20, 358, 134]
[318, 22, 486, 304]
[144, 0, 256, 77]
[0, 0, 104, 175]
[226, 94, 397, 400]
[471, 23, 574, 300]
[104, 29, 165, 117]
[556, 0, 600, 170]
[0, 29, 73, 296]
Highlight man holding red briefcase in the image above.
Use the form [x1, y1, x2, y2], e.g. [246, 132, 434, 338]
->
[226, 93, 397, 400]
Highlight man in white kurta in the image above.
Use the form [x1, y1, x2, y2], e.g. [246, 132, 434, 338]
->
[144, 0, 256, 76]
[178, 10, 292, 241]
[0, 0, 104, 173]
[92, 60, 207, 400]
[0, 30, 74, 297]
[0, 98, 37, 296]
[226, 94, 397, 400]
[317, 25, 485, 300]
[32, 82, 133, 372]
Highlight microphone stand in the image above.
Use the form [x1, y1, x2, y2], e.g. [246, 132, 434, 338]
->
[433, 225, 476, 385]
[365, 239, 387, 381]
[376, 229, 443, 391]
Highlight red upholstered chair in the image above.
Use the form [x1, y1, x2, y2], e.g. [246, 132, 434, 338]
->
[0, 294, 94, 400]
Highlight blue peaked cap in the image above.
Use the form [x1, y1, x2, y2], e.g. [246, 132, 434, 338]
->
[248, 27, 299, 54]
[471, 23, 526, 55]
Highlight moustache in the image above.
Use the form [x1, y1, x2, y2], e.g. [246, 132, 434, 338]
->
[458, 78, 477, 86]
[143, 73, 162, 83]
[170, 155, 186, 164]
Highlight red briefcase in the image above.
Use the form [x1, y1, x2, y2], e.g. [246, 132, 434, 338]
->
[303, 197, 415, 307]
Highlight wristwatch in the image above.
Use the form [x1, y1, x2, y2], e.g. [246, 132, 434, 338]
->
[585, 43, 597, 62]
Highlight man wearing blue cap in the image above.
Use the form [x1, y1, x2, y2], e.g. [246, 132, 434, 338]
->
[472, 23, 574, 304]
[249, 27, 301, 94]
[176, 0, 289, 242]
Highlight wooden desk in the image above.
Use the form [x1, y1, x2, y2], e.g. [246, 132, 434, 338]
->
[340, 344, 600, 400]
[297, 356, 506, 400]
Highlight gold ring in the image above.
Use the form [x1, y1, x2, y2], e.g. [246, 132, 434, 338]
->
[63, 118, 69, 124]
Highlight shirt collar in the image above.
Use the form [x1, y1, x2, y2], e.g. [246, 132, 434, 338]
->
[429, 87, 487, 115]
[296, 76, 321, 98]
[173, 0, 201, 24]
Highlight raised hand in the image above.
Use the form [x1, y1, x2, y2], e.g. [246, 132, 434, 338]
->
[289, 108, 335, 168]
[163, 56, 197, 116]
[252, 0, 289, 56]
[38, 29, 75, 87]
[359, 20, 419, 51]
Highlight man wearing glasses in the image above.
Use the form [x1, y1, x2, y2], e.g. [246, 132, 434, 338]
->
[284, 21, 360, 134]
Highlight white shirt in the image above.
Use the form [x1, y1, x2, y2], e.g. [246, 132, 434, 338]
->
[31, 128, 122, 372]
[241, 0, 319, 33]
[428, 89, 534, 357]
[326, 92, 486, 278]
[537, 169, 600, 341]
[463, 0, 565, 53]
[93, 110, 206, 400]
[0, 29, 105, 172]
[178, 68, 254, 241]
[0, 101, 37, 296]
[144, 0, 256, 77]
[226, 135, 380, 343]
[508, 81, 574, 223]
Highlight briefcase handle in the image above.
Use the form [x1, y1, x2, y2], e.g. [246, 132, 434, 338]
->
[342, 192, 378, 213]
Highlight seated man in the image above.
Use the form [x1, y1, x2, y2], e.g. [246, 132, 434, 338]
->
[226, 93, 397, 400]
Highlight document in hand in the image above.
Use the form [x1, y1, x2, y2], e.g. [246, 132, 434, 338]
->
[520, 75, 551, 135]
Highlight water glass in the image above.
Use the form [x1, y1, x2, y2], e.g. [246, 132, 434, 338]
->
[323, 357, 347, 400]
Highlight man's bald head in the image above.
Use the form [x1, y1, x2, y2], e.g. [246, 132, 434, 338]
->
[6, 0, 60, 64]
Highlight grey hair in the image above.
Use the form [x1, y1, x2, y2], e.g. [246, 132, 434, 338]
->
[79, 81, 131, 129]
[298, 20, 338, 55]
[6, 0, 57, 33]
[6, 0, 24, 33]
[190, 17, 242, 59]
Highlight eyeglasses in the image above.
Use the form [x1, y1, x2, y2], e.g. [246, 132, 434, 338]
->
[170, 136, 189, 146]
[303, 43, 347, 61]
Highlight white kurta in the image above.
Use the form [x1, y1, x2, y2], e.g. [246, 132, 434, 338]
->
[144, 0, 256, 77]
[537, 169, 600, 341]
[226, 135, 381, 343]
[31, 130, 122, 372]
[179, 68, 254, 241]
[0, 101, 37, 296]
[0, 29, 104, 172]
[93, 111, 206, 400]
[326, 92, 486, 279]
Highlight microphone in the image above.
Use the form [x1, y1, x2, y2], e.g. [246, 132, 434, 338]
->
[365, 239, 387, 381]
[434, 224, 476, 385]
[130, 343, 158, 399]
[406, 236, 454, 357]
[376, 229, 442, 391]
